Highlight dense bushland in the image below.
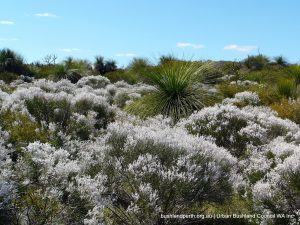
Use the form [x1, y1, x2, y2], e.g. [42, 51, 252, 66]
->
[1, 48, 300, 225]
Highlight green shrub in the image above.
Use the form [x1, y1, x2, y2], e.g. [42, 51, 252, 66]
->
[221, 61, 242, 75]
[0, 48, 29, 75]
[64, 57, 92, 73]
[243, 54, 270, 70]
[73, 99, 115, 130]
[158, 54, 178, 65]
[126, 61, 217, 122]
[53, 64, 68, 80]
[199, 62, 224, 84]
[271, 98, 300, 124]
[127, 57, 153, 83]
[25, 97, 72, 129]
[218, 83, 244, 98]
[104, 69, 138, 84]
[242, 66, 292, 84]
[273, 55, 288, 66]
[113, 91, 131, 108]
[94, 56, 117, 75]
[277, 79, 297, 98]
[290, 65, 300, 85]
[0, 72, 19, 83]
[68, 118, 93, 140]
[251, 85, 281, 105]
[127, 57, 151, 72]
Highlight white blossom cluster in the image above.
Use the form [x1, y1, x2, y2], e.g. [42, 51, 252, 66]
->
[179, 94, 300, 223]
[223, 91, 260, 105]
[230, 80, 259, 86]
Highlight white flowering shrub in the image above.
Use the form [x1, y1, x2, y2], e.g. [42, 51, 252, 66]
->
[112, 81, 154, 108]
[101, 116, 236, 224]
[250, 140, 300, 224]
[0, 128, 15, 224]
[77, 75, 111, 89]
[223, 91, 260, 106]
[180, 100, 299, 158]
[1, 75, 300, 225]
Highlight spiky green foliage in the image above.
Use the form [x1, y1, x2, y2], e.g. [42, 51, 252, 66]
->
[94, 56, 117, 75]
[244, 54, 270, 70]
[125, 61, 217, 121]
[64, 57, 92, 73]
[127, 57, 151, 72]
[158, 54, 178, 65]
[290, 65, 300, 85]
[94, 56, 105, 74]
[277, 79, 297, 98]
[0, 48, 28, 75]
[274, 55, 288, 66]
[52, 64, 68, 81]
[104, 59, 117, 73]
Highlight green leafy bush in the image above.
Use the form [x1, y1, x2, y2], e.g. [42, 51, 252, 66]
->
[94, 56, 117, 75]
[290, 65, 300, 85]
[273, 55, 288, 66]
[25, 97, 72, 129]
[0, 72, 19, 83]
[0, 48, 29, 75]
[219, 83, 245, 98]
[104, 69, 138, 84]
[243, 54, 270, 70]
[271, 98, 300, 124]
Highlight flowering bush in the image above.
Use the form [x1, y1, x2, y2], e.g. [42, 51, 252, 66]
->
[1, 74, 300, 224]
[102, 116, 236, 224]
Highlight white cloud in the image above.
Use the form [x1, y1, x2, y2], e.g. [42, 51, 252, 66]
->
[35, 13, 58, 18]
[0, 38, 18, 41]
[59, 48, 80, 53]
[115, 53, 137, 57]
[176, 42, 205, 49]
[0, 20, 15, 25]
[224, 44, 257, 52]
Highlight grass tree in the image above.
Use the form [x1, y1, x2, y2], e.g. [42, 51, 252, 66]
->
[0, 48, 28, 75]
[94, 56, 117, 75]
[274, 55, 288, 66]
[125, 61, 217, 122]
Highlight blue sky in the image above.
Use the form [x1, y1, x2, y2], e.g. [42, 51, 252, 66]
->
[1, 0, 299, 67]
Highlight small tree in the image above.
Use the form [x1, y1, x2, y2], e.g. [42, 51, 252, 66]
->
[94, 56, 117, 74]
[43, 54, 58, 65]
[0, 48, 28, 75]
[244, 54, 270, 70]
[94, 56, 105, 74]
[104, 59, 117, 73]
[274, 55, 288, 66]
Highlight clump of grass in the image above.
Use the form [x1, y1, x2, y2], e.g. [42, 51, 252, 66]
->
[243, 54, 270, 70]
[125, 61, 217, 122]
[290, 65, 300, 85]
[250, 85, 281, 105]
[218, 83, 244, 98]
[277, 79, 297, 98]
[105, 69, 139, 84]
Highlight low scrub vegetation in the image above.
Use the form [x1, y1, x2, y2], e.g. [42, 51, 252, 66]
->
[1, 48, 300, 225]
